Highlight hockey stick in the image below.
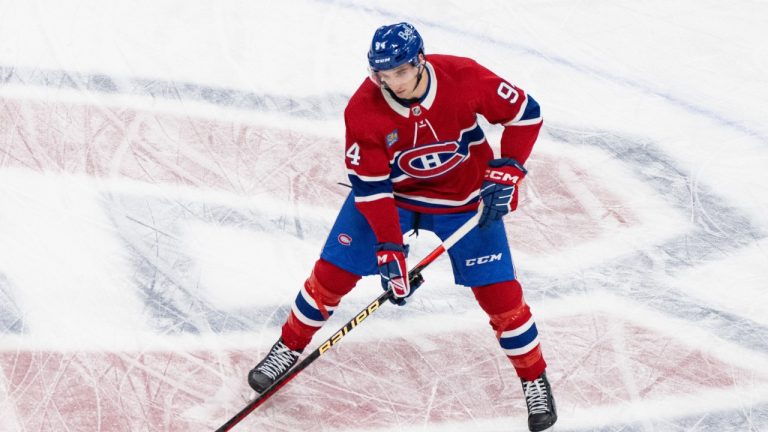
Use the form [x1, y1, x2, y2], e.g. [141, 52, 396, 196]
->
[214, 209, 481, 432]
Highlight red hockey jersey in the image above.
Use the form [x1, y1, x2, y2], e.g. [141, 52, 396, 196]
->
[343, 54, 543, 245]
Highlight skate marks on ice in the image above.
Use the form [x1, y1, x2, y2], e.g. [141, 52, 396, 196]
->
[537, 127, 768, 356]
[0, 298, 766, 431]
[0, 274, 23, 334]
[0, 93, 627, 334]
[0, 95, 346, 202]
[0, 349, 238, 431]
[102, 190, 329, 335]
[2, 82, 768, 430]
[0, 64, 347, 121]
[0, 94, 345, 335]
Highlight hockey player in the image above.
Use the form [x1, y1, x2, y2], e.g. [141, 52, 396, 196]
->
[248, 22, 557, 432]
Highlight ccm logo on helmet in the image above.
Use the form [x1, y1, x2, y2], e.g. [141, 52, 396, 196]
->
[465, 253, 502, 266]
[396, 142, 465, 179]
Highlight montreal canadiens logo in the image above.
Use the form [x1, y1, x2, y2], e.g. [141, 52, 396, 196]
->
[337, 233, 352, 246]
[396, 142, 464, 179]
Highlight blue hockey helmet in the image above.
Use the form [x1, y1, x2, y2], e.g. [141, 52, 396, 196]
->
[367, 22, 424, 71]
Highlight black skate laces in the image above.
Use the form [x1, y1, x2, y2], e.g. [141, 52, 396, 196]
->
[522, 377, 551, 415]
[256, 341, 300, 380]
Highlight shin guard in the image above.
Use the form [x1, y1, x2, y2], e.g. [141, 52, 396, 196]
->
[472, 280, 546, 381]
[281, 259, 360, 351]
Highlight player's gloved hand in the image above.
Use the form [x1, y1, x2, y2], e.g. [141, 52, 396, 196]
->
[479, 158, 527, 228]
[375, 242, 422, 305]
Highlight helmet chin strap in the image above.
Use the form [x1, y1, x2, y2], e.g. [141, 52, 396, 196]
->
[382, 61, 428, 106]
[412, 63, 425, 92]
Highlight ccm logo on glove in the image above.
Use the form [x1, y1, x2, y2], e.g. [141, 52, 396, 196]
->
[478, 158, 528, 228]
[485, 169, 521, 185]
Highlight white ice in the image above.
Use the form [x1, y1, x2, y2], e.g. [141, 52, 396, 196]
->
[1, 1, 767, 431]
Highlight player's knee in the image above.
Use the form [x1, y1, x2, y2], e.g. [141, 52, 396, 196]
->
[471, 280, 529, 330]
[308, 259, 361, 305]
[472, 280, 523, 314]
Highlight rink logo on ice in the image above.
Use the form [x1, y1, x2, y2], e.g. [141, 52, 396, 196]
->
[465, 253, 502, 266]
[337, 233, 353, 246]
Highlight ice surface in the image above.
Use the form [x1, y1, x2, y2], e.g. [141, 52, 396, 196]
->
[1, 1, 767, 431]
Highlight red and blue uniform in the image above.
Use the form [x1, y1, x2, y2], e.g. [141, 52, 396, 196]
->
[283, 54, 547, 381]
[344, 54, 542, 244]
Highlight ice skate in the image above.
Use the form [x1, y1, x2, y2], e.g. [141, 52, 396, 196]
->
[521, 371, 557, 431]
[247, 338, 302, 393]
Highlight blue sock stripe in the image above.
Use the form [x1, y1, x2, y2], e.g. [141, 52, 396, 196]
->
[502, 336, 540, 357]
[291, 288, 335, 327]
[499, 322, 538, 350]
[499, 317, 534, 338]
[291, 303, 323, 327]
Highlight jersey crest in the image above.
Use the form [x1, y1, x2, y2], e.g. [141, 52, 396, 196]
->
[392, 123, 485, 180]
[396, 142, 463, 179]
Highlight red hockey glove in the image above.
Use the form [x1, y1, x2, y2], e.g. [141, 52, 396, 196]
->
[375, 243, 421, 306]
[479, 158, 527, 228]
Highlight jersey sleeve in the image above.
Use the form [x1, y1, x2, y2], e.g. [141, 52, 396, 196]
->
[467, 60, 543, 165]
[343, 108, 403, 245]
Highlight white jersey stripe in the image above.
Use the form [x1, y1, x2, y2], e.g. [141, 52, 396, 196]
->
[354, 192, 394, 203]
[393, 189, 479, 206]
[506, 117, 542, 127]
[347, 169, 390, 182]
[508, 94, 529, 124]
[391, 174, 410, 183]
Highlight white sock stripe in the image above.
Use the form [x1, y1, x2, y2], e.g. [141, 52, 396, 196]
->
[290, 303, 325, 328]
[503, 337, 540, 356]
[299, 284, 337, 313]
[500, 317, 535, 339]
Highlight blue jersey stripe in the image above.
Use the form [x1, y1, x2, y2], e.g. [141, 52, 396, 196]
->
[349, 175, 393, 198]
[520, 95, 541, 121]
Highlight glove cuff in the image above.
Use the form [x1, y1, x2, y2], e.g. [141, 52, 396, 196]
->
[488, 157, 527, 174]
[375, 242, 405, 253]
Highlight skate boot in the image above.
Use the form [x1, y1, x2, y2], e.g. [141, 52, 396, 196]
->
[521, 371, 557, 431]
[248, 338, 302, 393]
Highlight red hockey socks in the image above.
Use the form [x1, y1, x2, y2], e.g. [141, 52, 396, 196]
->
[281, 259, 361, 351]
[472, 280, 546, 381]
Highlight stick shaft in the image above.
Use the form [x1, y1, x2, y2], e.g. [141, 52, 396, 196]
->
[215, 208, 480, 431]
